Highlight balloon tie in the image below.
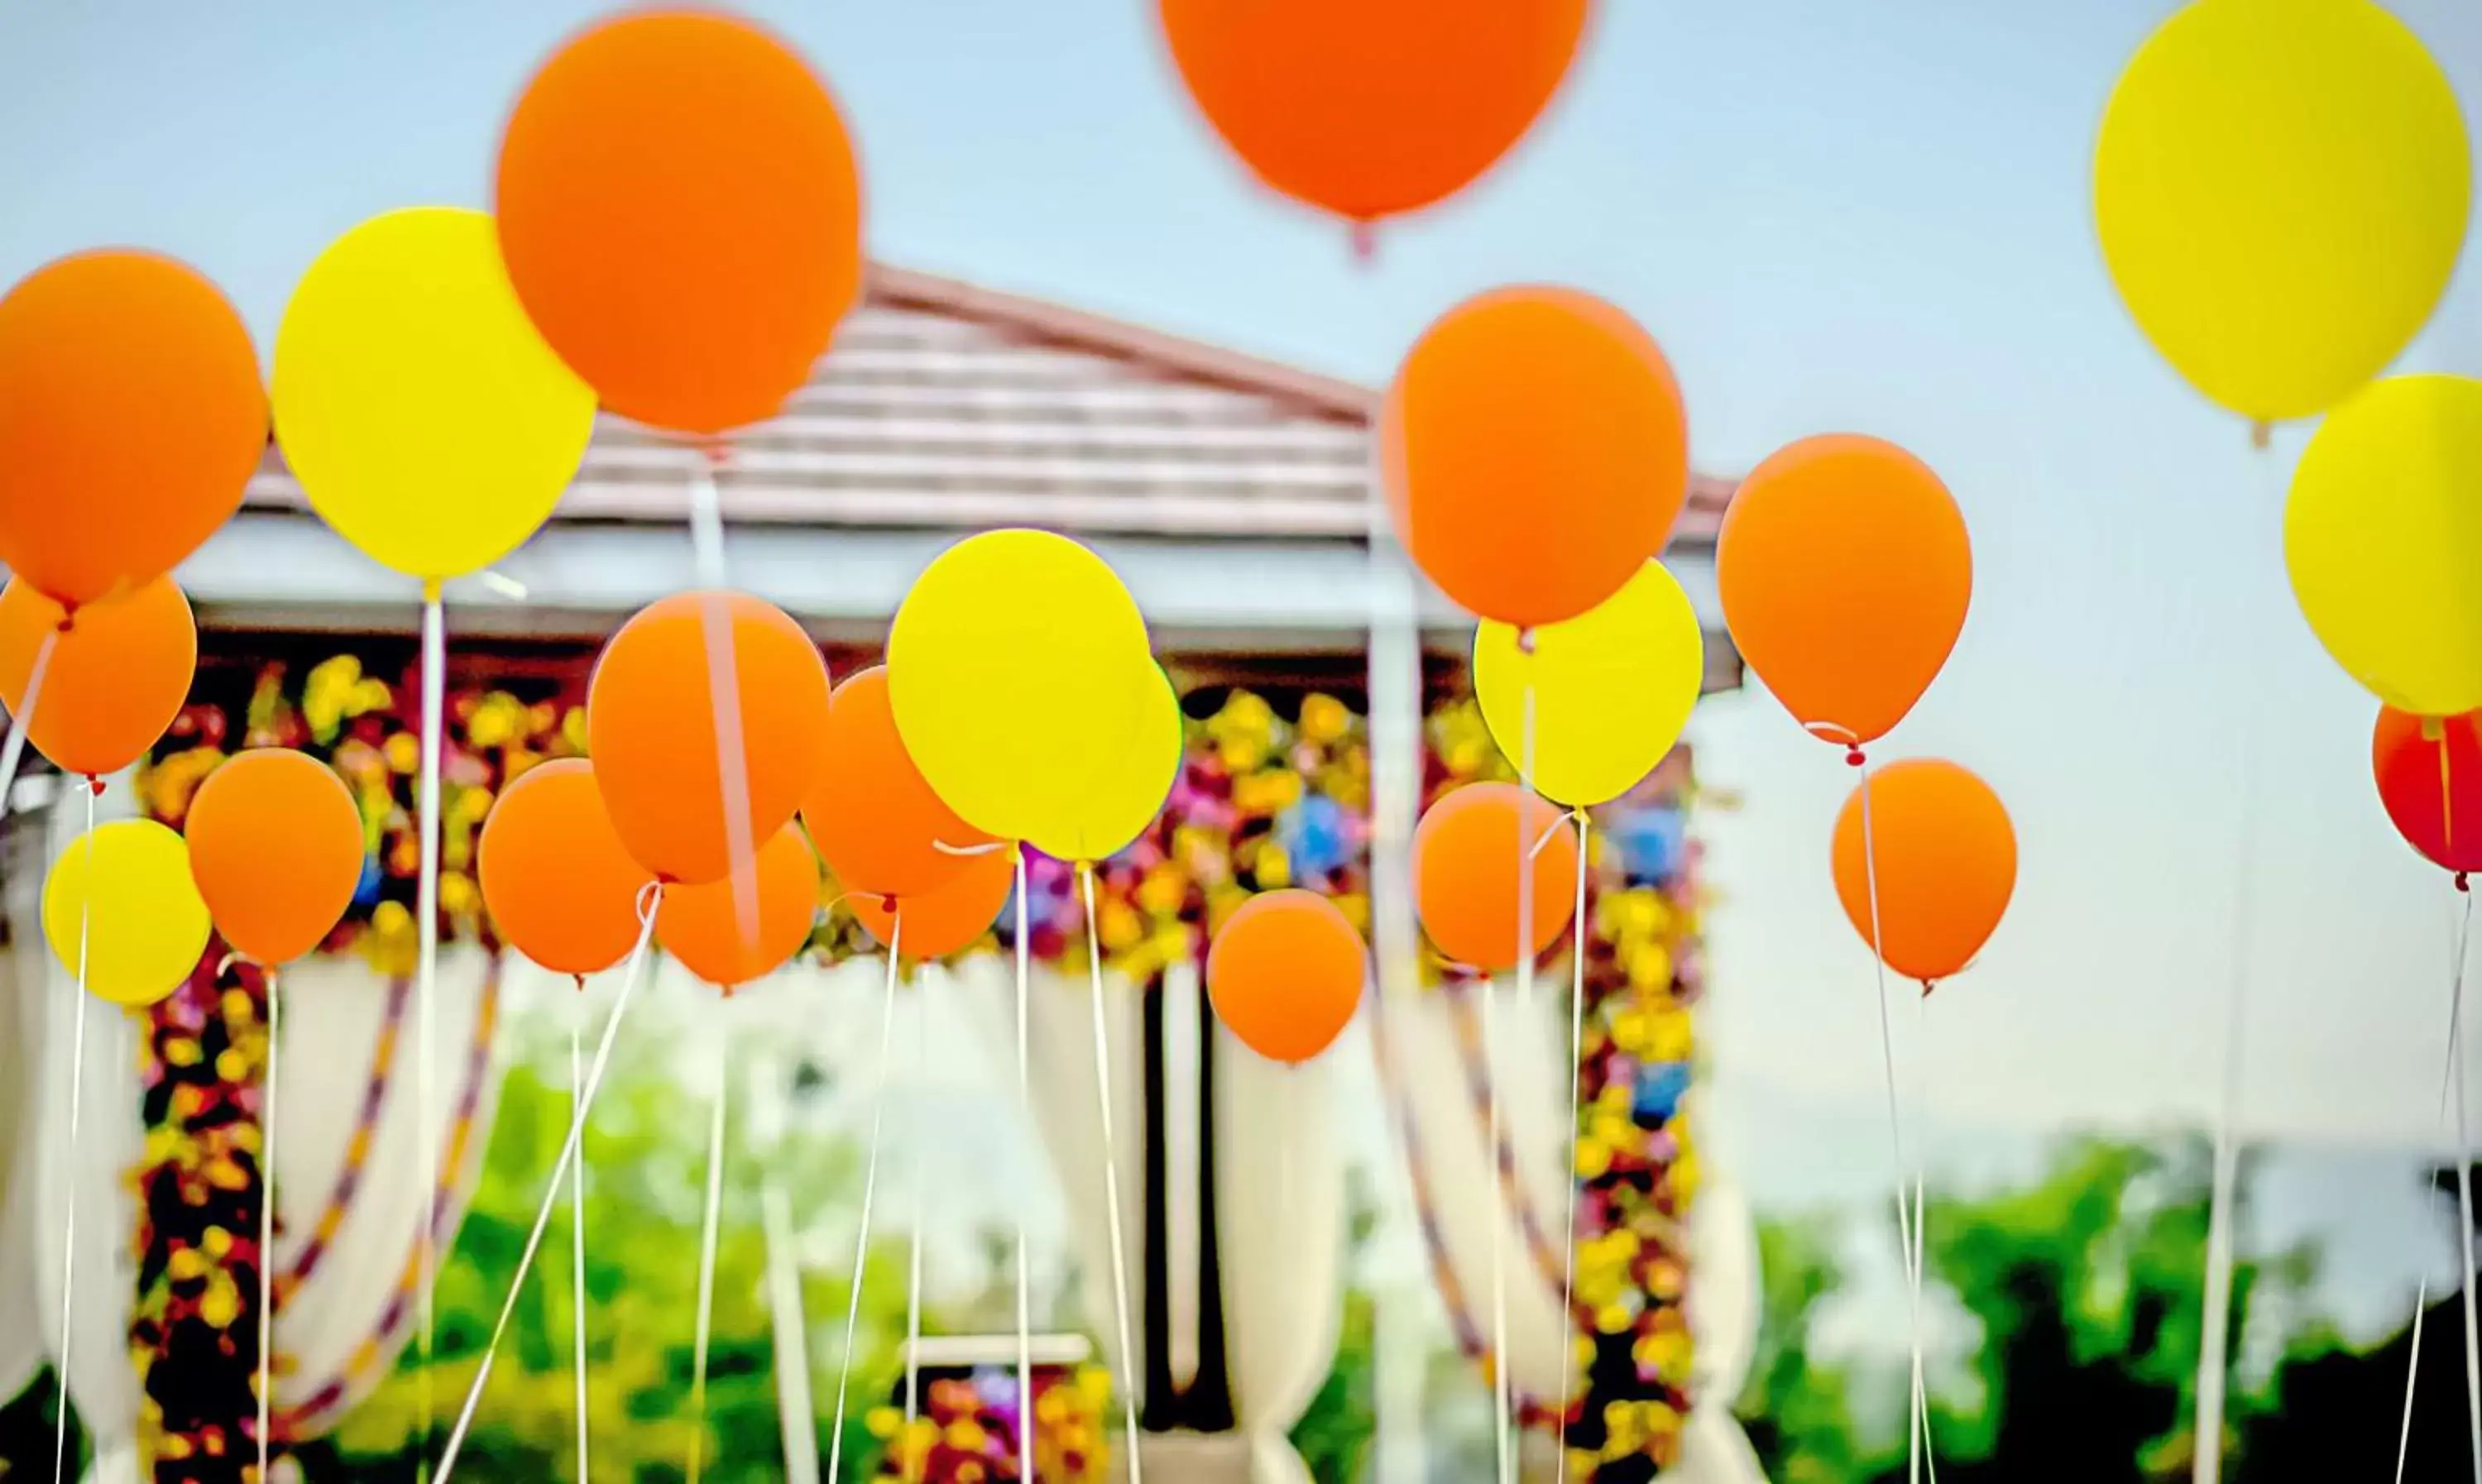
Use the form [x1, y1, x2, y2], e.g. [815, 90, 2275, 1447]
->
[1846, 746, 1867, 768]
[85, 775, 104, 797]
[827, 916, 902, 1483]
[1349, 219, 1378, 265]
[932, 837, 1009, 858]
[1527, 815, 1570, 861]
[2249, 419, 2272, 451]
[1080, 864, 1148, 1482]
[2460, 874, 2472, 895]
[572, 973, 588, 995]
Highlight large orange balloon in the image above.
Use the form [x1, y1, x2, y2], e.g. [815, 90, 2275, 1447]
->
[0, 577, 197, 779]
[803, 667, 993, 903]
[1831, 759, 2016, 986]
[1206, 889, 1368, 1065]
[1411, 783, 1579, 970]
[478, 759, 655, 977]
[184, 749, 364, 966]
[1382, 287, 1687, 630]
[0, 251, 266, 609]
[587, 591, 832, 886]
[1158, 0, 1591, 227]
[655, 824, 820, 990]
[850, 847, 1014, 961]
[496, 10, 864, 435]
[1718, 434, 1972, 755]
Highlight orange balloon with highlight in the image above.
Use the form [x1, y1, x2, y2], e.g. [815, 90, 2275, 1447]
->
[587, 591, 832, 886]
[803, 666, 994, 902]
[0, 577, 197, 779]
[496, 9, 864, 434]
[479, 759, 655, 978]
[655, 824, 821, 990]
[1719, 434, 1972, 754]
[1831, 759, 2016, 986]
[1207, 888, 1368, 1065]
[1382, 287, 1688, 629]
[850, 847, 1014, 961]
[1157, 0, 1591, 228]
[0, 250, 267, 609]
[184, 749, 365, 966]
[1411, 783, 1579, 970]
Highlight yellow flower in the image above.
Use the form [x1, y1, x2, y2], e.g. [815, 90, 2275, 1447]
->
[383, 733, 421, 775]
[214, 1048, 250, 1084]
[1254, 840, 1292, 888]
[1135, 864, 1186, 917]
[866, 1406, 902, 1439]
[164, 1037, 203, 1069]
[562, 706, 590, 754]
[1645, 1008, 1693, 1061]
[169, 1248, 208, 1281]
[204, 1225, 234, 1259]
[1626, 941, 1675, 992]
[440, 872, 479, 918]
[199, 1276, 240, 1330]
[946, 1418, 987, 1453]
[1300, 693, 1349, 743]
[1574, 1135, 1613, 1180]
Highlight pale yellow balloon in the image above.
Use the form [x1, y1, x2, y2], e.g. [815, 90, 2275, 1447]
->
[44, 819, 213, 1008]
[1475, 560, 1703, 807]
[1028, 662, 1182, 864]
[275, 206, 596, 582]
[2093, 0, 2470, 424]
[2285, 373, 2482, 718]
[888, 529, 1155, 842]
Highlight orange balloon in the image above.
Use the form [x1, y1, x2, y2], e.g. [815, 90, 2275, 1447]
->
[0, 251, 266, 609]
[1158, 0, 1590, 227]
[184, 749, 365, 966]
[1206, 888, 1368, 1065]
[1411, 782, 1579, 970]
[655, 823, 820, 990]
[1718, 434, 1972, 754]
[1382, 287, 1688, 630]
[0, 577, 197, 778]
[478, 759, 655, 977]
[587, 591, 832, 886]
[850, 847, 1014, 961]
[496, 10, 864, 435]
[1830, 759, 2017, 986]
[803, 667, 994, 902]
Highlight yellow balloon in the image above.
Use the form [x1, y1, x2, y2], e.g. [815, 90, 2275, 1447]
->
[2093, 0, 2470, 424]
[1028, 663, 1182, 864]
[275, 206, 596, 582]
[889, 530, 1155, 842]
[44, 819, 213, 1008]
[2285, 374, 2482, 718]
[1475, 560, 1704, 808]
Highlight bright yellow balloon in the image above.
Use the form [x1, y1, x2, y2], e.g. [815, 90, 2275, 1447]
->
[1028, 663, 1182, 863]
[44, 819, 213, 1008]
[275, 206, 596, 582]
[2286, 374, 2482, 718]
[1475, 560, 1703, 807]
[2093, 0, 2470, 424]
[888, 530, 1155, 842]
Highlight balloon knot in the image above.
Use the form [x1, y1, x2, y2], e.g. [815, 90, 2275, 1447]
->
[53, 612, 74, 635]
[879, 893, 898, 914]
[85, 776, 105, 797]
[1845, 746, 1866, 768]
[1920, 979, 1938, 998]
[699, 438, 733, 472]
[2249, 419, 2273, 452]
[572, 973, 588, 994]
[1349, 219, 1378, 266]
[1517, 628, 1538, 656]
[2459, 872, 2471, 895]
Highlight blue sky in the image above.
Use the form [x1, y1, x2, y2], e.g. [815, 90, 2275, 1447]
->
[2, 0, 2479, 1161]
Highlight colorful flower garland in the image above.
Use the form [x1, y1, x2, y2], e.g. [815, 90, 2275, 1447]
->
[866, 1365, 1112, 1482]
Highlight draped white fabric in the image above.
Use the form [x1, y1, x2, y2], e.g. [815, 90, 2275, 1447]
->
[271, 942, 508, 1432]
[0, 856, 47, 1412]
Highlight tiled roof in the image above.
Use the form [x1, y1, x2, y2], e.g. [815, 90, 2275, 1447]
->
[245, 263, 1735, 547]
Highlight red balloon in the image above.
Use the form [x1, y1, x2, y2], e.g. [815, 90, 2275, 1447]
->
[2374, 707, 2482, 876]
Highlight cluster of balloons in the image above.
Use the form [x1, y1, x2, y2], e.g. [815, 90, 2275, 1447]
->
[2095, 0, 2475, 886]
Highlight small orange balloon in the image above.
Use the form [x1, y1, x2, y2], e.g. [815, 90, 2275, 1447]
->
[184, 749, 365, 966]
[1382, 287, 1688, 630]
[478, 759, 655, 978]
[496, 10, 864, 435]
[850, 847, 1014, 961]
[1411, 783, 1579, 970]
[587, 591, 832, 886]
[803, 667, 994, 902]
[1719, 435, 1972, 754]
[655, 823, 821, 990]
[1206, 888, 1368, 1065]
[0, 250, 267, 609]
[1157, 0, 1591, 228]
[0, 577, 197, 779]
[1831, 759, 2017, 986]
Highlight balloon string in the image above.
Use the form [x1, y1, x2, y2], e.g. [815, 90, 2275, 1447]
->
[1912, 980, 1938, 1484]
[571, 1020, 590, 1483]
[2451, 886, 2482, 1484]
[687, 1021, 731, 1484]
[415, 588, 445, 1482]
[1013, 848, 1035, 1482]
[1557, 811, 1590, 1480]
[54, 781, 93, 1484]
[1859, 767, 1930, 1484]
[827, 919, 902, 1483]
[437, 893, 661, 1484]
[260, 963, 282, 1484]
[932, 837, 1009, 858]
[1490, 687, 1535, 1484]
[1080, 864, 1148, 1484]
[904, 960, 932, 1477]
[2398, 888, 2478, 1482]
[0, 626, 58, 831]
[686, 455, 763, 984]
